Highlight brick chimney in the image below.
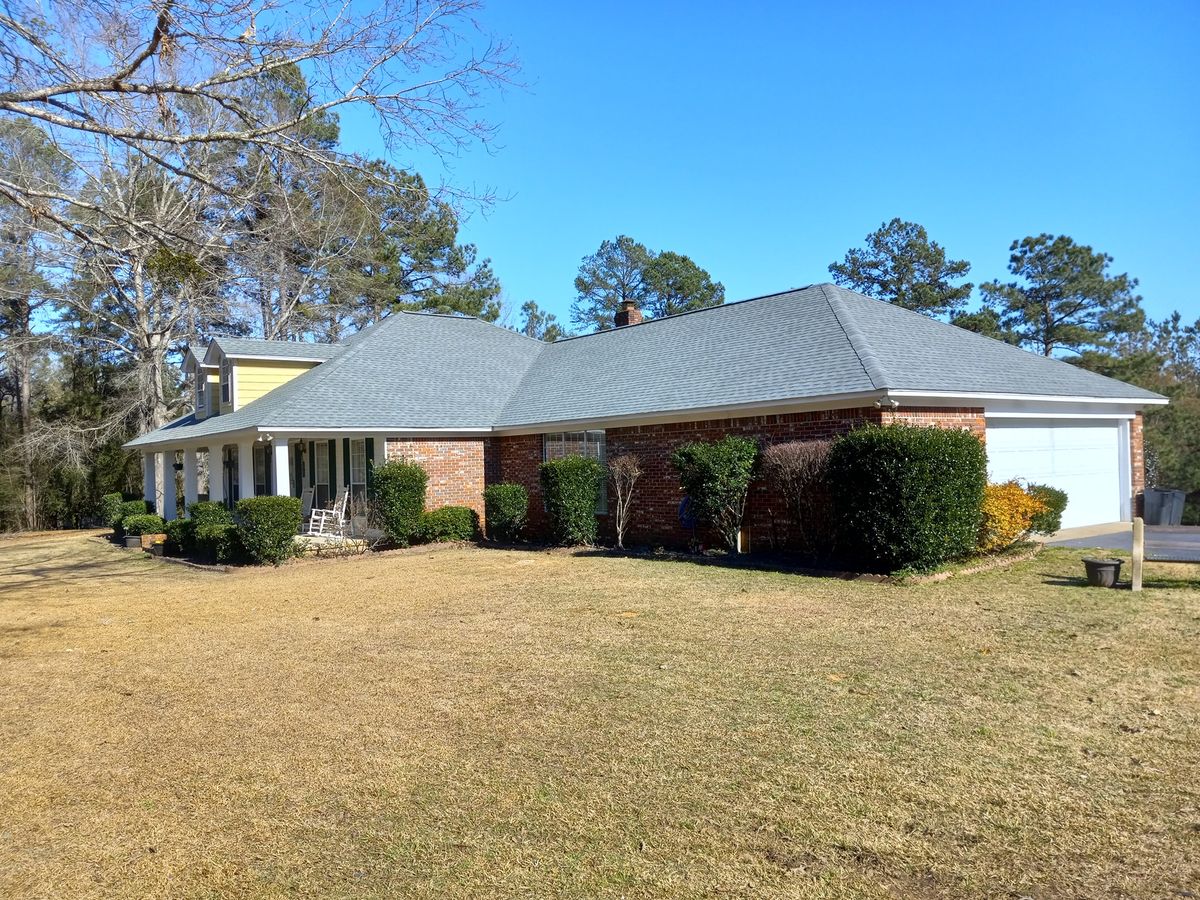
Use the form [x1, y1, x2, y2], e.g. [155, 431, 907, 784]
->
[614, 299, 643, 328]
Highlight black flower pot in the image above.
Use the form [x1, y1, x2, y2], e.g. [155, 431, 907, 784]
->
[1082, 557, 1123, 588]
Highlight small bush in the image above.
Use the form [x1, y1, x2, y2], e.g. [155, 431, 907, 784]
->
[979, 482, 1047, 552]
[670, 435, 759, 552]
[828, 425, 986, 573]
[235, 496, 301, 566]
[114, 499, 151, 536]
[188, 500, 233, 528]
[482, 483, 529, 542]
[373, 459, 428, 546]
[540, 456, 606, 545]
[419, 506, 480, 543]
[761, 440, 832, 556]
[163, 518, 194, 556]
[121, 513, 166, 536]
[196, 522, 240, 563]
[100, 492, 125, 527]
[1025, 483, 1068, 535]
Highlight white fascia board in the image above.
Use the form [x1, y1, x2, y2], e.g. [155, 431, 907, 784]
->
[887, 390, 1168, 406]
[222, 354, 330, 364]
[261, 426, 493, 438]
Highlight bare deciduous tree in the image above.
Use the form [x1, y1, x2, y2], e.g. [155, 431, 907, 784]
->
[608, 453, 642, 550]
[761, 440, 832, 556]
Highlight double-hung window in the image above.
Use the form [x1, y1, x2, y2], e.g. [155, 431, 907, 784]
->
[543, 430, 607, 512]
[220, 359, 232, 405]
[196, 376, 207, 415]
[253, 444, 269, 496]
[313, 441, 330, 507]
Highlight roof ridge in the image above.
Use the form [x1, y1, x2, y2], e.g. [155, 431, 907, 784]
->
[820, 284, 890, 391]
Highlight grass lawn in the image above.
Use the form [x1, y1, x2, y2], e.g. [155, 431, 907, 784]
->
[1, 531, 1198, 899]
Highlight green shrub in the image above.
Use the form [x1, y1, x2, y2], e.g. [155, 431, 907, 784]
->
[540, 456, 605, 545]
[100, 492, 125, 527]
[1026, 483, 1068, 535]
[235, 496, 301, 566]
[482, 483, 529, 542]
[419, 505, 480, 543]
[163, 518, 194, 556]
[670, 435, 759, 552]
[188, 500, 233, 528]
[196, 522, 241, 563]
[828, 424, 986, 573]
[114, 499, 151, 536]
[121, 513, 166, 536]
[372, 459, 428, 546]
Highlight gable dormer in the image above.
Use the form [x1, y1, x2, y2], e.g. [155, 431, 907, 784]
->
[184, 346, 219, 420]
[202, 338, 343, 413]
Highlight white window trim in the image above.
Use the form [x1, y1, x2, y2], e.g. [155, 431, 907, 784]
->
[220, 358, 234, 407]
[543, 430, 607, 514]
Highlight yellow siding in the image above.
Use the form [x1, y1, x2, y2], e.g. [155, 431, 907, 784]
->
[233, 360, 319, 409]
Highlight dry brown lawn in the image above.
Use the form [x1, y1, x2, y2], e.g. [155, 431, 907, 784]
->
[1, 530, 1198, 899]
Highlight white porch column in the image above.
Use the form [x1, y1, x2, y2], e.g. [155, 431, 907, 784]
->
[238, 439, 256, 500]
[142, 452, 156, 509]
[161, 450, 177, 520]
[273, 440, 291, 496]
[207, 448, 225, 506]
[374, 435, 387, 469]
[333, 436, 345, 491]
[182, 448, 199, 512]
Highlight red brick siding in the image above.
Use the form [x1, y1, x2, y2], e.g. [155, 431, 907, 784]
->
[1130, 412, 1145, 517]
[386, 437, 487, 521]
[880, 406, 987, 440]
[491, 406, 985, 549]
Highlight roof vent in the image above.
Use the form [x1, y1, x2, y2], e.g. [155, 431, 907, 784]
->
[614, 299, 643, 328]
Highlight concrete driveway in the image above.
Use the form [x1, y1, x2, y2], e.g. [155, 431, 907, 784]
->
[1048, 522, 1200, 561]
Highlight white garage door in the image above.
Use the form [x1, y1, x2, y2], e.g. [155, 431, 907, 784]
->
[985, 419, 1125, 529]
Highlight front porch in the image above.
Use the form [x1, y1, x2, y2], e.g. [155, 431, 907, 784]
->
[141, 434, 389, 535]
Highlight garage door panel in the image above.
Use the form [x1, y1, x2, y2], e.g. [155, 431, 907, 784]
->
[986, 419, 1123, 529]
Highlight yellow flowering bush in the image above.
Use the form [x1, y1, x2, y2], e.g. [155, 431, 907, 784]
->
[978, 481, 1047, 553]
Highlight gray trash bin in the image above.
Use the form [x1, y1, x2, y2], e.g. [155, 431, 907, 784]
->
[1144, 488, 1186, 526]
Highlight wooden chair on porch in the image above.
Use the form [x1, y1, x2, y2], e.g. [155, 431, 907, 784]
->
[298, 487, 315, 532]
[307, 487, 349, 537]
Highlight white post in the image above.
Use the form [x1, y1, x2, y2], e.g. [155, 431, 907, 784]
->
[207, 448, 225, 506]
[142, 451, 156, 509]
[238, 439, 256, 500]
[182, 448, 199, 512]
[161, 451, 177, 521]
[333, 437, 345, 492]
[374, 435, 388, 468]
[273, 440, 292, 496]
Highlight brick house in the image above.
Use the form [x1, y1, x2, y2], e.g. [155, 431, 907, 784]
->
[127, 284, 1166, 543]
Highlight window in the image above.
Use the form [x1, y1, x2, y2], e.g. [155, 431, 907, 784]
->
[313, 441, 330, 507]
[543, 430, 607, 512]
[349, 438, 368, 500]
[220, 359, 232, 405]
[253, 444, 269, 496]
[196, 375, 206, 414]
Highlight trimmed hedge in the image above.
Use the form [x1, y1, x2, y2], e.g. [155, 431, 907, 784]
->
[196, 523, 240, 563]
[1026, 483, 1068, 535]
[121, 513, 166, 536]
[419, 506, 480, 543]
[163, 518, 193, 556]
[540, 456, 605, 545]
[100, 492, 125, 527]
[828, 424, 986, 573]
[670, 435, 759, 552]
[482, 483, 528, 542]
[188, 500, 233, 528]
[114, 499, 151, 536]
[235, 496, 301, 566]
[373, 459, 428, 546]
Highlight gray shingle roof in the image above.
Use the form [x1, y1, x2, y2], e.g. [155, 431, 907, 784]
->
[128, 284, 1164, 448]
[207, 336, 345, 362]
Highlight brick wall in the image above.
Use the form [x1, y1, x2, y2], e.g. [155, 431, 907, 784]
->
[386, 437, 487, 521]
[491, 405, 985, 549]
[1130, 412, 1145, 516]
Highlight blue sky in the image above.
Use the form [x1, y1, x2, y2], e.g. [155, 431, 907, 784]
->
[342, 0, 1199, 327]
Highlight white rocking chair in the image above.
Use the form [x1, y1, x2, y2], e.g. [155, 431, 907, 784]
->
[307, 488, 349, 536]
